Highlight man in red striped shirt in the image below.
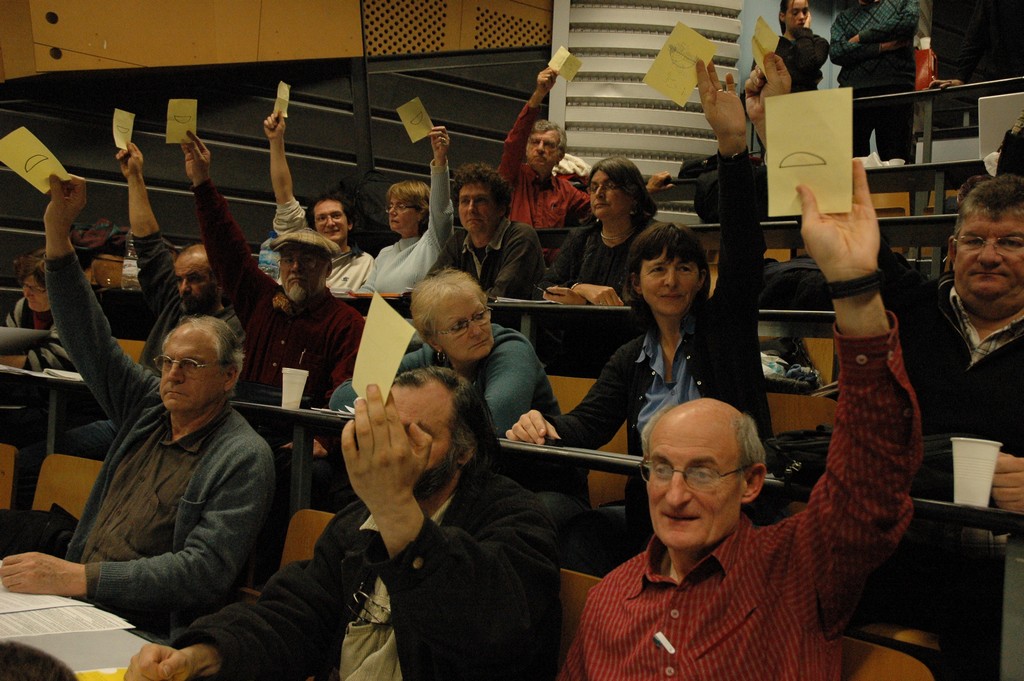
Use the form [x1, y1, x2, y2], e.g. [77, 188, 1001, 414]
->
[560, 64, 923, 681]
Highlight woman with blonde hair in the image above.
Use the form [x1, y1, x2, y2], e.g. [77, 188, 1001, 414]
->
[334, 268, 588, 522]
[358, 127, 454, 292]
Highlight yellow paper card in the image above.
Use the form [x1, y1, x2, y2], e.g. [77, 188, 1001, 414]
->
[165, 99, 198, 143]
[549, 46, 582, 81]
[76, 669, 127, 681]
[113, 108, 135, 150]
[643, 22, 717, 108]
[351, 293, 416, 401]
[397, 97, 433, 143]
[0, 126, 71, 193]
[275, 81, 291, 118]
[752, 16, 781, 75]
[766, 88, 853, 217]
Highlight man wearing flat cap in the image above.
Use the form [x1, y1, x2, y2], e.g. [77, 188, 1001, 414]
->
[182, 133, 364, 411]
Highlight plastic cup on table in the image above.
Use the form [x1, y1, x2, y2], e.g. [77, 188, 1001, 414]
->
[951, 436, 1002, 506]
[281, 368, 309, 410]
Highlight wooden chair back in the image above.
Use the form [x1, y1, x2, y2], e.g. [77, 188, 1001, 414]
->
[116, 338, 146, 363]
[559, 569, 602, 667]
[0, 443, 16, 510]
[31, 453, 103, 518]
[842, 636, 936, 681]
[280, 508, 334, 569]
[549, 375, 630, 508]
[767, 393, 837, 434]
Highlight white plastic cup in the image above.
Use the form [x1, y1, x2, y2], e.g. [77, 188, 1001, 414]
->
[281, 368, 309, 410]
[951, 437, 1002, 506]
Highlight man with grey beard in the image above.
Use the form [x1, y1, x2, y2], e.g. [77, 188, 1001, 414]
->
[182, 132, 364, 414]
[126, 366, 562, 681]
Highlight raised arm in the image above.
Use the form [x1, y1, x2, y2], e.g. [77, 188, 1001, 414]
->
[744, 52, 792, 150]
[117, 143, 161, 238]
[264, 111, 295, 206]
[424, 126, 454, 249]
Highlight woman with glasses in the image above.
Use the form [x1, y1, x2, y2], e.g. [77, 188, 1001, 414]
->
[0, 248, 78, 448]
[332, 268, 589, 522]
[358, 126, 455, 293]
[537, 156, 658, 306]
[508, 60, 774, 574]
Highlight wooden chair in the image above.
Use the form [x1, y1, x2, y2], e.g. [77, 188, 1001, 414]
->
[548, 375, 630, 508]
[854, 623, 941, 651]
[559, 569, 602, 667]
[31, 453, 103, 518]
[240, 508, 334, 603]
[0, 443, 16, 510]
[280, 508, 334, 569]
[116, 338, 146, 363]
[842, 636, 936, 681]
[767, 392, 838, 434]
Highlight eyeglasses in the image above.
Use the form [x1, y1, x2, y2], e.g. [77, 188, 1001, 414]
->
[437, 307, 492, 337]
[152, 355, 216, 376]
[588, 181, 622, 195]
[953, 235, 1024, 255]
[21, 282, 46, 295]
[386, 203, 416, 213]
[347, 585, 392, 626]
[314, 211, 346, 225]
[639, 460, 746, 492]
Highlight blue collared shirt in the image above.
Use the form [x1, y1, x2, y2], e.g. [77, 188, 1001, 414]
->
[637, 315, 701, 434]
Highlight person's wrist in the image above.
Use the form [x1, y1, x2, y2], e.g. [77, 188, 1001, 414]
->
[826, 269, 883, 299]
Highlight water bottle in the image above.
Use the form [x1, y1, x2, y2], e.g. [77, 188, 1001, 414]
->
[121, 232, 141, 290]
[258, 230, 280, 280]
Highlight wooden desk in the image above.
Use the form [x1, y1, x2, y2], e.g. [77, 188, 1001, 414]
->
[4, 629, 148, 672]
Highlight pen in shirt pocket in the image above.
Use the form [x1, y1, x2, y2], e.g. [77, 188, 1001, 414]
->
[299, 349, 306, 366]
[653, 631, 676, 654]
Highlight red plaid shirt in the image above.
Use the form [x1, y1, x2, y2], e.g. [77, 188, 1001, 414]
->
[560, 321, 922, 681]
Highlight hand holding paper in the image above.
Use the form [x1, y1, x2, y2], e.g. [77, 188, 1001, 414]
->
[752, 16, 781, 75]
[695, 60, 746, 156]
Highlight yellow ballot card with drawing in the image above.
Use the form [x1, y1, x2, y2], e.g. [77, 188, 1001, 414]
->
[752, 16, 780, 75]
[276, 81, 291, 117]
[397, 97, 433, 143]
[0, 127, 71, 193]
[766, 88, 853, 217]
[165, 99, 198, 144]
[643, 22, 716, 108]
[113, 109, 135, 150]
[549, 46, 583, 81]
[351, 293, 416, 402]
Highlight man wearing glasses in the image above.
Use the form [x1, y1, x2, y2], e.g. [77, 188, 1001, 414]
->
[561, 160, 923, 679]
[858, 173, 1024, 681]
[126, 366, 561, 681]
[0, 175, 274, 641]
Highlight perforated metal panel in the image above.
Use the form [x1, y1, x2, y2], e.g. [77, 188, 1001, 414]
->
[471, 5, 552, 49]
[363, 0, 452, 56]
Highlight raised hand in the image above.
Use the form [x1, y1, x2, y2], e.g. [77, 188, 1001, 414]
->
[745, 52, 792, 145]
[44, 174, 86, 258]
[429, 125, 450, 166]
[116, 142, 145, 180]
[263, 111, 286, 141]
[180, 131, 212, 187]
[797, 159, 879, 283]
[529, 67, 558, 107]
[695, 59, 746, 156]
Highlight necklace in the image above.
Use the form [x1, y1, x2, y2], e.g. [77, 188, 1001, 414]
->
[600, 227, 635, 245]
